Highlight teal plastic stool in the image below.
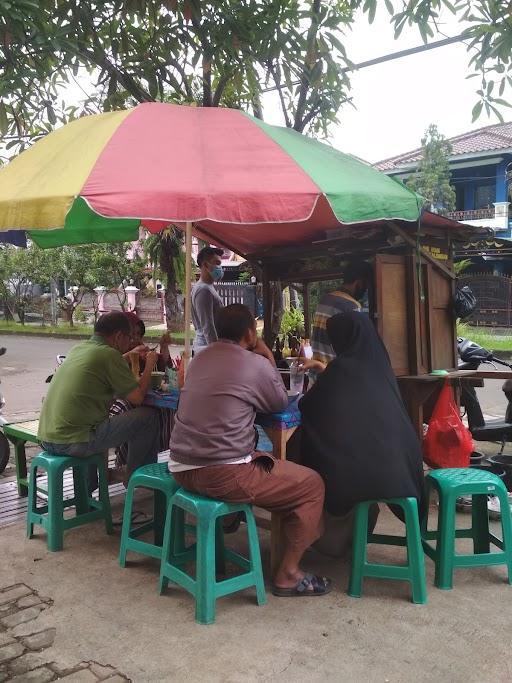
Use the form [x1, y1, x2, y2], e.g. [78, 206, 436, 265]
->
[159, 488, 267, 624]
[422, 468, 512, 589]
[119, 462, 180, 566]
[27, 451, 113, 552]
[348, 497, 427, 604]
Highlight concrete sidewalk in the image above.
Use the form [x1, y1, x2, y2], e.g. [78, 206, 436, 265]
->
[0, 499, 511, 683]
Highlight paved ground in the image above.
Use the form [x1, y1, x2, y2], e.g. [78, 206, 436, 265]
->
[1, 500, 512, 682]
[1, 335, 512, 680]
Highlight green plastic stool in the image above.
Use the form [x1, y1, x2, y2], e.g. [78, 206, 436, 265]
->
[159, 488, 267, 624]
[348, 497, 427, 604]
[422, 468, 512, 589]
[27, 451, 113, 552]
[119, 462, 180, 566]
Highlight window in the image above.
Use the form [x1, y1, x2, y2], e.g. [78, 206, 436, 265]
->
[474, 183, 495, 209]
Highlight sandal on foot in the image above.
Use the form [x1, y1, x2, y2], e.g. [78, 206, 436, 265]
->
[272, 573, 332, 597]
[112, 510, 153, 527]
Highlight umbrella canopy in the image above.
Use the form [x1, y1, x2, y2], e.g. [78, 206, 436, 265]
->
[0, 102, 424, 254]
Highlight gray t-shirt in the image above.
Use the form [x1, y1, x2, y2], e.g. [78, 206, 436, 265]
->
[169, 341, 288, 467]
[191, 281, 223, 350]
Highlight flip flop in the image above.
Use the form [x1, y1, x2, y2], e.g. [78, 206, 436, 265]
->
[272, 573, 332, 597]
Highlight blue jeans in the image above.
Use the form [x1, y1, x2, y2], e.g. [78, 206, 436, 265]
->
[41, 406, 160, 491]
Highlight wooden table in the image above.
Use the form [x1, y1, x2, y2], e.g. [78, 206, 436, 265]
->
[398, 369, 512, 438]
[144, 389, 301, 576]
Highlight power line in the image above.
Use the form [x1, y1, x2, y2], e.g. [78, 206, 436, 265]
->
[261, 33, 467, 93]
[1, 33, 469, 140]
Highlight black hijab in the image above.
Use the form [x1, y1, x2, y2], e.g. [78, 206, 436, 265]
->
[299, 312, 425, 516]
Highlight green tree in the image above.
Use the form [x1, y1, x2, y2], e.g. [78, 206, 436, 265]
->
[0, 244, 47, 323]
[1, 0, 511, 159]
[406, 124, 456, 215]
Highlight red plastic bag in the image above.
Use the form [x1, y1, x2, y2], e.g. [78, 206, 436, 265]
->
[422, 381, 473, 469]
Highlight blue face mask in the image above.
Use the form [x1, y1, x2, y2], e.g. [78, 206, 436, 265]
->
[211, 265, 224, 281]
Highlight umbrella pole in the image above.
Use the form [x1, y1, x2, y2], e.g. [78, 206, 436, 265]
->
[183, 221, 193, 371]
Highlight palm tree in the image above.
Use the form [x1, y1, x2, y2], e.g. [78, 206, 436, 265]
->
[144, 228, 188, 330]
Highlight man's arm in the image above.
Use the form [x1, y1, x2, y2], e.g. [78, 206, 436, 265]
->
[125, 350, 158, 405]
[194, 287, 218, 344]
[251, 339, 288, 413]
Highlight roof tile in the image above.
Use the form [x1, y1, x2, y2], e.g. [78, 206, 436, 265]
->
[374, 121, 512, 171]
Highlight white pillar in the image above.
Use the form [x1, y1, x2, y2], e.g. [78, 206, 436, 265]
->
[493, 202, 510, 231]
[94, 286, 107, 312]
[125, 285, 139, 312]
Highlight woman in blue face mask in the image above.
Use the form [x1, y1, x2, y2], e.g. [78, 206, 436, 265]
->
[191, 246, 225, 353]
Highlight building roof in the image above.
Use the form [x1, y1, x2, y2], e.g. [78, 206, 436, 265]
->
[375, 121, 512, 172]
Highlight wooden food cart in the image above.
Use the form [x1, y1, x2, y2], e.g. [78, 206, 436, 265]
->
[253, 212, 485, 436]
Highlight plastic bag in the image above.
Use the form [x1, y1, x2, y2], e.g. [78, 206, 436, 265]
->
[454, 285, 476, 320]
[422, 381, 473, 468]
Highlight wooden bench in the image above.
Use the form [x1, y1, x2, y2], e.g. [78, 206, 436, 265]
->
[2, 420, 40, 497]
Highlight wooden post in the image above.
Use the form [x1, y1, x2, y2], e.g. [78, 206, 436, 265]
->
[262, 266, 272, 346]
[184, 221, 193, 371]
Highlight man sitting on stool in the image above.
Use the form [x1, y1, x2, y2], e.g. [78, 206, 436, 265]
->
[38, 312, 160, 490]
[169, 304, 331, 597]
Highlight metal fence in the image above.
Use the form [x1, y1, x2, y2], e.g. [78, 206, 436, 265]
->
[460, 273, 512, 327]
[215, 283, 257, 315]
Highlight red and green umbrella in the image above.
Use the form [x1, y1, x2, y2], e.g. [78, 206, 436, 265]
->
[0, 102, 423, 254]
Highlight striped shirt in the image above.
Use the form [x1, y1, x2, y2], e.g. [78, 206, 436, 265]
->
[311, 291, 361, 365]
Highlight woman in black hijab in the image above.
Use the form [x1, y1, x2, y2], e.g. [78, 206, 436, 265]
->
[298, 311, 425, 518]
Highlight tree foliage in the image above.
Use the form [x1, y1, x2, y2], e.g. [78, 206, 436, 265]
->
[0, 0, 511, 160]
[0, 243, 47, 322]
[406, 123, 456, 215]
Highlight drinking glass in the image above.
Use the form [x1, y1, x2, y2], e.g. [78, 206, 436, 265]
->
[289, 361, 304, 395]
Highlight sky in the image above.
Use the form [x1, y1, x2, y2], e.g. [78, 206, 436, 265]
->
[263, 7, 512, 164]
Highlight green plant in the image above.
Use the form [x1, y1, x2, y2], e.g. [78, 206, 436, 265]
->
[279, 308, 304, 349]
[454, 259, 473, 276]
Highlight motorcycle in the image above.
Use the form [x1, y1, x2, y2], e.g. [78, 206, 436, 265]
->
[458, 337, 512, 455]
[45, 354, 67, 384]
[0, 347, 10, 473]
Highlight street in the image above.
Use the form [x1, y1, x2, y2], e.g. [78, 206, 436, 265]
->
[0, 334, 185, 421]
[0, 334, 509, 421]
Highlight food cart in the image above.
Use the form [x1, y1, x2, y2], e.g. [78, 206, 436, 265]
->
[252, 212, 485, 436]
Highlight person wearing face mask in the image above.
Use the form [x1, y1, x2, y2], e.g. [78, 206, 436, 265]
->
[38, 312, 160, 491]
[310, 260, 372, 369]
[191, 246, 225, 354]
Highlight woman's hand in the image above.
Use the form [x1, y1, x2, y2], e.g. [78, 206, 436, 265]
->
[159, 331, 172, 346]
[297, 358, 326, 374]
[159, 332, 172, 362]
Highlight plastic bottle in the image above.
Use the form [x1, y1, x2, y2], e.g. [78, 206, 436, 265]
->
[303, 339, 313, 360]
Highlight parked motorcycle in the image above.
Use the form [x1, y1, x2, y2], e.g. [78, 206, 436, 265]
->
[45, 354, 67, 384]
[0, 347, 10, 473]
[458, 337, 512, 454]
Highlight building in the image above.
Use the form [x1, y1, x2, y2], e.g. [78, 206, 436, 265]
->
[375, 122, 512, 327]
[374, 121, 512, 237]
